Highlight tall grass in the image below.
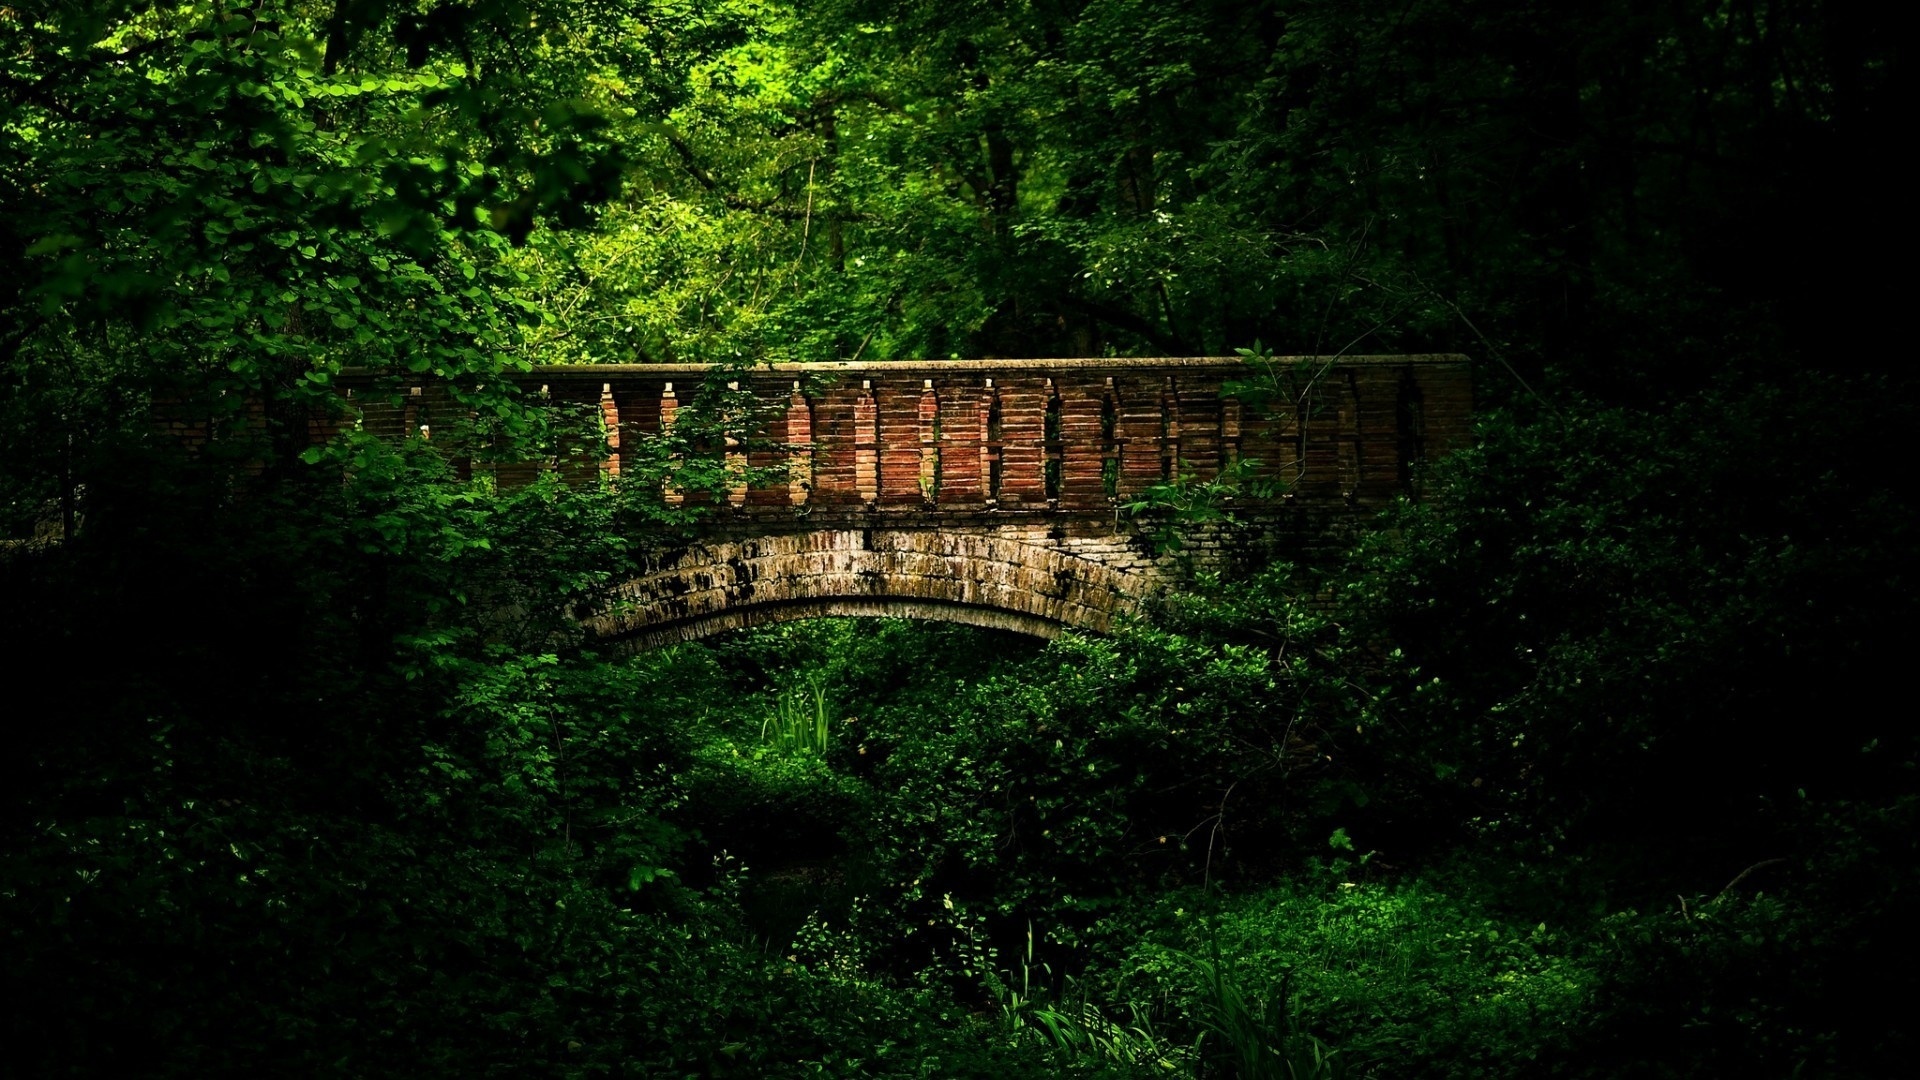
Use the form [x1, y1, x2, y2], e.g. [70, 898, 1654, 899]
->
[998, 929, 1344, 1076]
[1031, 1000, 1195, 1072]
[761, 674, 831, 756]
[1000, 924, 1197, 1072]
[1183, 950, 1346, 1080]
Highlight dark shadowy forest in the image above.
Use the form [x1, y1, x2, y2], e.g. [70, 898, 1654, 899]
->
[2, 2, 1913, 1076]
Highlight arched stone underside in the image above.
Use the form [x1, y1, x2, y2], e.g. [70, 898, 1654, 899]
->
[606, 597, 1068, 652]
[584, 528, 1153, 653]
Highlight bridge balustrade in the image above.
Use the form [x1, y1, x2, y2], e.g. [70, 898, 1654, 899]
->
[340, 356, 1469, 516]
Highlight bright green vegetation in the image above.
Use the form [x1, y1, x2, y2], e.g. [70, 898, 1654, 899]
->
[761, 673, 833, 758]
[4, 1, 1914, 1077]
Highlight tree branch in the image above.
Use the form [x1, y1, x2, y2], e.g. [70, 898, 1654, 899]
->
[721, 195, 876, 224]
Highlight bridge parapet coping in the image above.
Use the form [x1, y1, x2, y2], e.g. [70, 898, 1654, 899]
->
[520, 354, 1469, 378]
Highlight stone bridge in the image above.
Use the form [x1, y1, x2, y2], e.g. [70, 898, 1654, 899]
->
[350, 356, 1472, 650]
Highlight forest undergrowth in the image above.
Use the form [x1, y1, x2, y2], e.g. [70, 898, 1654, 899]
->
[3, 378, 1912, 1078]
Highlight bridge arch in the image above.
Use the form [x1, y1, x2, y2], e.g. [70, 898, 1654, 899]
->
[583, 528, 1151, 653]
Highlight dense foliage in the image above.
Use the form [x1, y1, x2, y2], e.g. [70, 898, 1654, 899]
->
[4, 0, 1913, 1076]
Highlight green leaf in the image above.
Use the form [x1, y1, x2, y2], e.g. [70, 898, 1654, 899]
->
[26, 234, 85, 256]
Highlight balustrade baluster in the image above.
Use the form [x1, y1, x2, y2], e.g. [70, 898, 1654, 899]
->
[854, 380, 878, 504]
[659, 381, 682, 506]
[600, 382, 620, 480]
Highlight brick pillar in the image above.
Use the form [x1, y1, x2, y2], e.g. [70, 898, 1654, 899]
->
[810, 381, 858, 505]
[1350, 366, 1402, 497]
[937, 381, 983, 507]
[1177, 378, 1220, 482]
[403, 386, 423, 441]
[1057, 376, 1106, 510]
[1220, 395, 1242, 474]
[997, 375, 1047, 505]
[1262, 387, 1302, 492]
[1294, 375, 1355, 498]
[877, 378, 922, 506]
[1101, 378, 1121, 500]
[1411, 363, 1474, 456]
[1335, 372, 1360, 496]
[1114, 374, 1163, 498]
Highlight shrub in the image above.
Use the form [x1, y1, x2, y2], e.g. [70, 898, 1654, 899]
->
[1100, 878, 1593, 1077]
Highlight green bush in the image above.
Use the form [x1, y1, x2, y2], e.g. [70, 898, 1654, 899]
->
[1566, 794, 1920, 1077]
[1100, 878, 1593, 1077]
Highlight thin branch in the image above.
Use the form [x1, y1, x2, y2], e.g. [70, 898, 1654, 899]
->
[663, 132, 718, 191]
[1412, 277, 1553, 411]
[847, 323, 878, 363]
[1714, 858, 1787, 903]
[797, 158, 815, 265]
[1298, 296, 1419, 400]
[1202, 780, 1238, 891]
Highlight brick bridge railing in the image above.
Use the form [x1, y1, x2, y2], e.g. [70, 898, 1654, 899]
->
[343, 355, 1471, 649]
